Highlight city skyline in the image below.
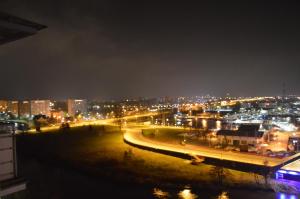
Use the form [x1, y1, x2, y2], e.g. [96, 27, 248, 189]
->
[1, 1, 300, 99]
[2, 2, 300, 199]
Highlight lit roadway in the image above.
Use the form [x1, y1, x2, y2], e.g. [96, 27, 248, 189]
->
[221, 97, 266, 106]
[25, 110, 300, 168]
[181, 96, 267, 110]
[26, 112, 158, 133]
[123, 125, 300, 167]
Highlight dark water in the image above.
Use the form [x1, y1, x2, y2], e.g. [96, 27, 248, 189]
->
[191, 118, 222, 130]
[152, 187, 297, 199]
[16, 157, 300, 199]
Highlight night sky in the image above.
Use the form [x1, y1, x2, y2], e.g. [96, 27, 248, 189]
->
[1, 1, 300, 100]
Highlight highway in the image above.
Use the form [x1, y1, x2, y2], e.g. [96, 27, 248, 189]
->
[26, 112, 157, 133]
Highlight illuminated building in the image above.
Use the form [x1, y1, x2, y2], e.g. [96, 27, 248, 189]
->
[67, 99, 87, 116]
[7, 101, 19, 116]
[0, 100, 8, 112]
[216, 124, 264, 149]
[52, 100, 67, 112]
[51, 110, 65, 121]
[30, 100, 51, 116]
[5, 100, 51, 118]
[18, 100, 31, 117]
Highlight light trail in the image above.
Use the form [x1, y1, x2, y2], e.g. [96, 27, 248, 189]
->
[123, 127, 299, 167]
[25, 109, 300, 168]
[26, 112, 159, 133]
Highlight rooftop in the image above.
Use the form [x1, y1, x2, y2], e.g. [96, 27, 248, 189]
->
[281, 159, 300, 173]
[217, 124, 264, 138]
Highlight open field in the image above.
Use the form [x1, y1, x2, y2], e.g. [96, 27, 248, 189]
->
[142, 127, 208, 145]
[16, 125, 270, 192]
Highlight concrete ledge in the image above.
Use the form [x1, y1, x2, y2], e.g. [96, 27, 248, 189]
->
[0, 178, 26, 197]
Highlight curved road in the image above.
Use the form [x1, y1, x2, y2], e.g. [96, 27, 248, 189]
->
[124, 127, 299, 167]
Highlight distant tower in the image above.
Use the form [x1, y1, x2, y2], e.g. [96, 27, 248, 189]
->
[226, 93, 230, 99]
[282, 82, 286, 99]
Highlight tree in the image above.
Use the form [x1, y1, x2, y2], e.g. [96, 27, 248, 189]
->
[33, 114, 48, 132]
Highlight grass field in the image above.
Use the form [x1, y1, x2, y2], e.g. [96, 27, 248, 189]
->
[142, 127, 211, 146]
[17, 125, 268, 190]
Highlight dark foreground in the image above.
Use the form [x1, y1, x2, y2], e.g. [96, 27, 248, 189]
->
[2, 125, 296, 199]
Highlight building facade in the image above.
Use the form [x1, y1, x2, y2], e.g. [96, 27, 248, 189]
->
[0, 100, 8, 112]
[67, 99, 87, 116]
[217, 124, 264, 147]
[18, 100, 31, 117]
[7, 101, 19, 116]
[30, 100, 51, 116]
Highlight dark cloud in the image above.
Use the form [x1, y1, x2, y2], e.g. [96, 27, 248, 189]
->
[1, 1, 300, 100]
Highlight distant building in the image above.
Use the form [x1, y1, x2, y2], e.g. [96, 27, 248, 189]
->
[7, 101, 19, 116]
[67, 99, 87, 116]
[159, 96, 174, 104]
[258, 102, 277, 109]
[216, 124, 264, 147]
[50, 110, 65, 121]
[0, 100, 51, 118]
[30, 100, 50, 116]
[18, 100, 31, 117]
[0, 100, 8, 112]
[52, 100, 68, 112]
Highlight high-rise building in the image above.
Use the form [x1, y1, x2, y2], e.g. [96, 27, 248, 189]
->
[30, 100, 51, 116]
[18, 100, 31, 117]
[0, 100, 8, 112]
[1, 100, 51, 117]
[7, 101, 19, 116]
[52, 100, 68, 112]
[67, 99, 87, 116]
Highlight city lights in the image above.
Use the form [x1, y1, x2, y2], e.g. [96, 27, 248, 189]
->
[1, 1, 300, 198]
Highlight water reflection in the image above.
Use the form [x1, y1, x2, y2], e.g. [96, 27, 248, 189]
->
[217, 191, 229, 199]
[276, 192, 299, 199]
[152, 187, 292, 199]
[153, 188, 169, 199]
[178, 188, 198, 199]
[216, 120, 222, 130]
[201, 119, 207, 129]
